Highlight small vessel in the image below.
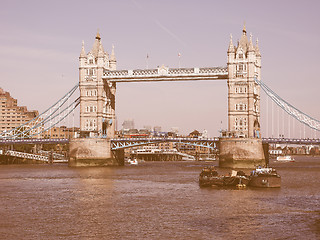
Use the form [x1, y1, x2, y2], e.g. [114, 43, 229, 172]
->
[199, 166, 220, 187]
[128, 158, 138, 165]
[199, 167, 250, 188]
[276, 155, 295, 162]
[249, 167, 281, 188]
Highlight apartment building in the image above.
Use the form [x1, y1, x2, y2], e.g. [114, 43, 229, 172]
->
[0, 88, 38, 134]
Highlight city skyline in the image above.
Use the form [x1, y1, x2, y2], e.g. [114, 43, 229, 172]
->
[1, 0, 320, 137]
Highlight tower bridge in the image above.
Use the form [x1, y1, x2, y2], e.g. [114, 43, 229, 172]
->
[70, 25, 264, 168]
[1, 25, 320, 167]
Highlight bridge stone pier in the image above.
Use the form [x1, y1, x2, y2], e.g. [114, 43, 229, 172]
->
[69, 26, 267, 168]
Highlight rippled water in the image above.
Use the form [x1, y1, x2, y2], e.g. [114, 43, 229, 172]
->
[0, 156, 319, 239]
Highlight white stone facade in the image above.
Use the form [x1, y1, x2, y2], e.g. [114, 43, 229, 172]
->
[79, 31, 116, 137]
[227, 26, 261, 138]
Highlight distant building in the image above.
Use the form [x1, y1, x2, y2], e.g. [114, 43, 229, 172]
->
[153, 126, 162, 133]
[122, 119, 135, 130]
[188, 130, 200, 138]
[170, 127, 179, 135]
[0, 88, 38, 134]
[42, 126, 80, 139]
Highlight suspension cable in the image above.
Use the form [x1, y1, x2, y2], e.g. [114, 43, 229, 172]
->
[255, 78, 320, 132]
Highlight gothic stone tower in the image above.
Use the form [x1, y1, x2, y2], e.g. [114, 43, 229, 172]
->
[219, 25, 265, 168]
[79, 31, 117, 138]
[227, 25, 261, 138]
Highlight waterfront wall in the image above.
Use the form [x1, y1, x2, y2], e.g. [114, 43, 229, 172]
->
[69, 138, 124, 166]
[219, 138, 266, 168]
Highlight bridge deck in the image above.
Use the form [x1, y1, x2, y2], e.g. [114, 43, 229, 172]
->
[103, 67, 228, 82]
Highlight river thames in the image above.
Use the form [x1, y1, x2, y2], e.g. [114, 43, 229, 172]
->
[0, 156, 319, 239]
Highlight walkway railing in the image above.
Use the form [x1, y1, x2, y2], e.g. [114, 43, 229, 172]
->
[104, 67, 228, 82]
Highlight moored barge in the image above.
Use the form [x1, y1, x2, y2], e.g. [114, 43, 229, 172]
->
[249, 167, 281, 188]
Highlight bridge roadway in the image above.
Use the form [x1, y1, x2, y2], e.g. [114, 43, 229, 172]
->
[103, 66, 228, 82]
[1, 137, 319, 147]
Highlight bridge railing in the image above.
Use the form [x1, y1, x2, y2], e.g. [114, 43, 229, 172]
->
[104, 67, 228, 79]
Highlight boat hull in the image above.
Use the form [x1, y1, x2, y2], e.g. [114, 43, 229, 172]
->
[199, 176, 250, 187]
[249, 175, 281, 188]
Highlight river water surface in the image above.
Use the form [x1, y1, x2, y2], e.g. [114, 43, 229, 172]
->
[0, 156, 319, 239]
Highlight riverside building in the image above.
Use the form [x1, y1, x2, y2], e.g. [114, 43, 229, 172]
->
[0, 88, 38, 134]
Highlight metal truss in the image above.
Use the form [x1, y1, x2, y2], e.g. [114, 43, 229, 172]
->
[110, 137, 219, 150]
[262, 137, 320, 145]
[255, 79, 320, 131]
[0, 138, 69, 145]
[0, 84, 79, 139]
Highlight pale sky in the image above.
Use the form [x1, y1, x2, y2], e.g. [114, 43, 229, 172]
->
[1, 0, 320, 138]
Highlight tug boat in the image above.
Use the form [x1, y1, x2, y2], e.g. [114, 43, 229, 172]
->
[249, 167, 281, 188]
[199, 167, 250, 188]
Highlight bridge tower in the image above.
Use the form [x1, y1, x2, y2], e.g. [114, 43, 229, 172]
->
[79, 31, 116, 138]
[227, 25, 261, 138]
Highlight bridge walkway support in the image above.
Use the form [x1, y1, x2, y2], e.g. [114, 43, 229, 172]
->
[69, 138, 123, 166]
[219, 137, 266, 168]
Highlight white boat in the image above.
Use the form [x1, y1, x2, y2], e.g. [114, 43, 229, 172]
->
[276, 155, 295, 162]
[128, 158, 138, 165]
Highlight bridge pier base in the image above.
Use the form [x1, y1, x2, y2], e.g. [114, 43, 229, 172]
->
[219, 138, 266, 169]
[69, 138, 123, 167]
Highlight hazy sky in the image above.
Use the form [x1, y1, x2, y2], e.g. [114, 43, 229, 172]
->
[1, 0, 320, 138]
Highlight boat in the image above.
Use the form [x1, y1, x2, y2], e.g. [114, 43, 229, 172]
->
[276, 155, 295, 162]
[199, 167, 250, 188]
[127, 158, 138, 165]
[199, 166, 221, 187]
[249, 167, 281, 188]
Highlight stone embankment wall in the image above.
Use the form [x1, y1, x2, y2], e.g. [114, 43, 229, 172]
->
[219, 138, 266, 168]
[69, 138, 124, 166]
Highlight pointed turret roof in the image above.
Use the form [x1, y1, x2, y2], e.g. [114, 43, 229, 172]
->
[255, 38, 261, 56]
[110, 44, 116, 61]
[80, 40, 87, 58]
[98, 42, 104, 58]
[242, 23, 246, 34]
[228, 34, 235, 53]
[238, 24, 249, 52]
[96, 29, 101, 40]
[91, 29, 104, 57]
[248, 33, 254, 52]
